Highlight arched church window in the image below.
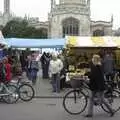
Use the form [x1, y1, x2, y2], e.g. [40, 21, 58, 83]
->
[93, 29, 104, 36]
[62, 17, 79, 37]
[70, 25, 72, 34]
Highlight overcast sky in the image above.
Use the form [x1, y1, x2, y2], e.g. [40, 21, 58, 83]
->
[0, 0, 120, 29]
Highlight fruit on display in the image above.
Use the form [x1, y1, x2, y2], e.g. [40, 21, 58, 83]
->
[68, 65, 75, 72]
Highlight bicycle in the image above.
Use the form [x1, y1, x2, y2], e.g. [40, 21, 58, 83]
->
[63, 76, 120, 115]
[10, 76, 35, 102]
[0, 81, 19, 104]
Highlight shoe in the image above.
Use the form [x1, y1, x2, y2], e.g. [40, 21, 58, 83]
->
[56, 91, 60, 93]
[84, 114, 93, 117]
[52, 90, 56, 93]
[110, 111, 115, 117]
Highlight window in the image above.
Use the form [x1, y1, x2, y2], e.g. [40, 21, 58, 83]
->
[93, 29, 104, 36]
[62, 17, 79, 37]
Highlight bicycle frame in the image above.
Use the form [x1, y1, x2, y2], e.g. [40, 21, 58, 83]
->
[0, 83, 14, 97]
[77, 79, 115, 106]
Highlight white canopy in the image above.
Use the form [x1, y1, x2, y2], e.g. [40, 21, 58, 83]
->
[0, 30, 7, 46]
[66, 36, 119, 47]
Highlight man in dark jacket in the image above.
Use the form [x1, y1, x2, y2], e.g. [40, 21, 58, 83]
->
[40, 52, 49, 79]
[102, 53, 115, 80]
[85, 54, 114, 117]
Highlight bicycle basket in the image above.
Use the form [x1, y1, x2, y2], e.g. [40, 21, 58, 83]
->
[70, 77, 83, 89]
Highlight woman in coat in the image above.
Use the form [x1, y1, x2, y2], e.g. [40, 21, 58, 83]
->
[85, 54, 114, 117]
[3, 57, 12, 82]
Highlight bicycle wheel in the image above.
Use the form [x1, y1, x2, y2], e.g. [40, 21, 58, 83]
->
[81, 87, 90, 97]
[2, 85, 19, 104]
[63, 89, 87, 115]
[18, 83, 35, 101]
[101, 89, 120, 113]
[115, 74, 120, 89]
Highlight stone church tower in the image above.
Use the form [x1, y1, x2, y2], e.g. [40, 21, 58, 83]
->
[3, 0, 11, 25]
[4, 0, 10, 14]
[0, 0, 12, 27]
[48, 0, 91, 38]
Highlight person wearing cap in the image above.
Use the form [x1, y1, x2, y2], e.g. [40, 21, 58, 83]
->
[49, 53, 63, 93]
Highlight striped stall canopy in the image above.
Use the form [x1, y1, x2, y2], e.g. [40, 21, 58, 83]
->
[112, 37, 120, 48]
[66, 36, 118, 47]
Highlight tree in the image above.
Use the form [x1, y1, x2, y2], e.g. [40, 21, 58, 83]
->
[33, 28, 48, 38]
[2, 20, 48, 38]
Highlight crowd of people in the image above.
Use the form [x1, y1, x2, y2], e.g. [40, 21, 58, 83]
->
[0, 47, 118, 117]
[25, 52, 66, 93]
[0, 48, 68, 93]
[0, 48, 116, 93]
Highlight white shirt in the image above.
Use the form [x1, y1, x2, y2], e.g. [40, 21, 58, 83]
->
[49, 59, 63, 74]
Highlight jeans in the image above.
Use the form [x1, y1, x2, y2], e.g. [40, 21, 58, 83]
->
[51, 73, 60, 93]
[30, 69, 38, 84]
[26, 69, 31, 80]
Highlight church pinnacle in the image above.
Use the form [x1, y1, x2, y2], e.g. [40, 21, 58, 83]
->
[4, 0, 10, 14]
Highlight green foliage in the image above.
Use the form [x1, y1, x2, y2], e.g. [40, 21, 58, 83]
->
[2, 20, 48, 38]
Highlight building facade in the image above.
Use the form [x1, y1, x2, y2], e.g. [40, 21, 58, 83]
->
[49, 0, 113, 38]
[31, 0, 113, 38]
[0, 0, 113, 38]
[49, 0, 91, 38]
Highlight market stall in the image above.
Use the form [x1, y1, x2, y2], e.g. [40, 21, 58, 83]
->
[65, 36, 119, 84]
[113, 37, 120, 68]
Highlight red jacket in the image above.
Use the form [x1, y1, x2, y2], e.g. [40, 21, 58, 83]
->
[5, 63, 12, 81]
